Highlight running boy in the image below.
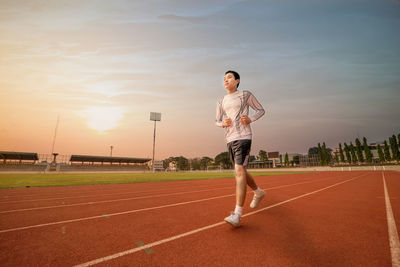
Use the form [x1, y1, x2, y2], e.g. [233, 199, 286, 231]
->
[215, 70, 266, 227]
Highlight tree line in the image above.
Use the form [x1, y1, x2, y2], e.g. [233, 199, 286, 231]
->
[163, 133, 400, 170]
[311, 133, 400, 166]
[162, 149, 270, 171]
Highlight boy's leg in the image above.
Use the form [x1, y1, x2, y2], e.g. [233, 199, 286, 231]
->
[225, 139, 251, 227]
[235, 165, 247, 207]
[245, 167, 266, 208]
[224, 164, 246, 227]
[244, 168, 258, 190]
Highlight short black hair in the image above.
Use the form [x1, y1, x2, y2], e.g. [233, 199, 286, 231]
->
[225, 70, 240, 88]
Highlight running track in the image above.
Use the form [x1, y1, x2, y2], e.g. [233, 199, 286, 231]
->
[0, 171, 399, 266]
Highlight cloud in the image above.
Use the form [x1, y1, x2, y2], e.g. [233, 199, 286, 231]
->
[158, 14, 206, 23]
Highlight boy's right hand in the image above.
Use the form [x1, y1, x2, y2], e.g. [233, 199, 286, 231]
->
[222, 118, 232, 127]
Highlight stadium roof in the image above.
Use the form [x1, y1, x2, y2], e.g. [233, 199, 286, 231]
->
[0, 151, 38, 161]
[70, 155, 151, 164]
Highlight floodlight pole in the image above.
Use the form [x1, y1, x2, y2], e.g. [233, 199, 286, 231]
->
[150, 112, 161, 172]
[51, 115, 60, 155]
[152, 120, 157, 172]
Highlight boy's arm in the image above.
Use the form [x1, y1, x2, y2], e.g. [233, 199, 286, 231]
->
[215, 100, 224, 127]
[247, 92, 265, 122]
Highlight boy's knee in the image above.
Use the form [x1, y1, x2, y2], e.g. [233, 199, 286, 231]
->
[235, 165, 246, 178]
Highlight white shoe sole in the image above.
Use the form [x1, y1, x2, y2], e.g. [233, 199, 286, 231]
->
[224, 217, 241, 227]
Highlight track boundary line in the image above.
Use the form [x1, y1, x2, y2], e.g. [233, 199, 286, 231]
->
[73, 173, 367, 267]
[0, 176, 341, 233]
[382, 172, 400, 267]
[0, 176, 338, 214]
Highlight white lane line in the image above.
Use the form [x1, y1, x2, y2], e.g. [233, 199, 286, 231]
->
[383, 172, 400, 267]
[0, 177, 337, 233]
[0, 186, 234, 214]
[0, 176, 334, 214]
[0, 194, 232, 234]
[0, 184, 233, 204]
[74, 174, 365, 267]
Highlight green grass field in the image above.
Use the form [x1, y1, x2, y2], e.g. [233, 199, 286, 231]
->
[0, 171, 306, 188]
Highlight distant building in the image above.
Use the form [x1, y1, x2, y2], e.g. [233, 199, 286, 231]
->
[267, 151, 280, 168]
[152, 160, 164, 171]
[287, 153, 302, 166]
[299, 154, 319, 167]
[247, 151, 280, 168]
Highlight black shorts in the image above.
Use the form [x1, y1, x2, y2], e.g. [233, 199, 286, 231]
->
[227, 139, 252, 167]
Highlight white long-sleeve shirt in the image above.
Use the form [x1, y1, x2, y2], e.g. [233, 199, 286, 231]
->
[216, 90, 265, 143]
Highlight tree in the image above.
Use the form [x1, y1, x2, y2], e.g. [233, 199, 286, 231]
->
[258, 150, 268, 162]
[397, 134, 400, 157]
[339, 143, 345, 163]
[397, 134, 400, 149]
[384, 140, 391, 162]
[322, 142, 331, 165]
[377, 144, 385, 163]
[389, 137, 395, 160]
[355, 138, 364, 163]
[249, 155, 256, 162]
[163, 156, 176, 169]
[200, 157, 213, 170]
[390, 135, 399, 161]
[350, 142, 357, 164]
[284, 153, 289, 167]
[318, 143, 324, 166]
[363, 137, 372, 163]
[176, 156, 189, 170]
[189, 158, 201, 170]
[344, 142, 352, 164]
[334, 153, 339, 164]
[215, 152, 232, 169]
[163, 156, 189, 170]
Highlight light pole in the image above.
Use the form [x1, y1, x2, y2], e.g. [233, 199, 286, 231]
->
[150, 112, 161, 172]
[110, 146, 113, 157]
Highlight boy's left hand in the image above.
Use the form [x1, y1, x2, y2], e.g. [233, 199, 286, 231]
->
[240, 115, 252, 125]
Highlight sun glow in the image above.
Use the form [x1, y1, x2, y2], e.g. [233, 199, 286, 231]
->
[82, 106, 124, 134]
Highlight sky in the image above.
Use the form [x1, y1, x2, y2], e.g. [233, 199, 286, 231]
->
[1, 0, 399, 160]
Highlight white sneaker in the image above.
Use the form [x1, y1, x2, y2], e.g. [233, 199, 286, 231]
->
[224, 212, 241, 227]
[250, 190, 266, 208]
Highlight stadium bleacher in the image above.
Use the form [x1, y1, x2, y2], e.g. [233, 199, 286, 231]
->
[60, 155, 151, 172]
[0, 151, 47, 172]
[0, 151, 151, 172]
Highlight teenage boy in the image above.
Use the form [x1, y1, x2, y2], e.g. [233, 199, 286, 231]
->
[215, 70, 266, 227]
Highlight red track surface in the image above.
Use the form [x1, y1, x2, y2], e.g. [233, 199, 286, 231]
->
[0, 171, 399, 266]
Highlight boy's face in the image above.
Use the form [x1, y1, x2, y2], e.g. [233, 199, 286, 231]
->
[223, 73, 239, 92]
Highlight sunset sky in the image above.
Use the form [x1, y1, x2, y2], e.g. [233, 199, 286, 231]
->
[1, 0, 399, 160]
